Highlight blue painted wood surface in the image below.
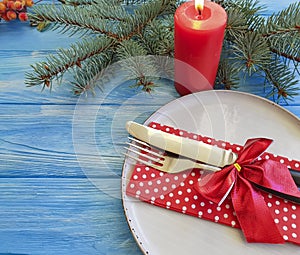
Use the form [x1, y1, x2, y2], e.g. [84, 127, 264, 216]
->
[0, 1, 299, 254]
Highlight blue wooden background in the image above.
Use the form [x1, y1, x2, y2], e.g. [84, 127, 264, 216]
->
[0, 0, 299, 254]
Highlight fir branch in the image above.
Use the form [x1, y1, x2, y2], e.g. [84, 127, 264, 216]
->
[26, 0, 174, 92]
[230, 31, 271, 75]
[25, 36, 114, 89]
[72, 50, 114, 95]
[218, 0, 265, 30]
[216, 0, 299, 101]
[138, 14, 174, 56]
[268, 35, 300, 63]
[123, 0, 147, 4]
[58, 0, 123, 6]
[28, 4, 131, 38]
[87, 2, 130, 22]
[220, 0, 300, 63]
[260, 2, 300, 37]
[264, 59, 299, 103]
[58, 0, 95, 6]
[259, 2, 300, 63]
[122, 0, 173, 40]
[215, 59, 240, 89]
[221, 0, 265, 42]
[116, 40, 159, 92]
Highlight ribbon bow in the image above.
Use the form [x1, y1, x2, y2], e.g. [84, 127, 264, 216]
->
[195, 138, 300, 243]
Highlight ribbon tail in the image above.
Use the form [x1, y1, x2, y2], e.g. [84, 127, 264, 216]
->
[218, 181, 235, 207]
[232, 177, 284, 243]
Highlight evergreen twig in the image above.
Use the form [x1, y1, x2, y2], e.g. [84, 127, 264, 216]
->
[25, 0, 299, 102]
[216, 0, 299, 102]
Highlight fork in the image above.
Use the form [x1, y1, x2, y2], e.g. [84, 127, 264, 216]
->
[124, 137, 221, 173]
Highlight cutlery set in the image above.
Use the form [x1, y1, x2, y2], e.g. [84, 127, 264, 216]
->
[125, 121, 237, 168]
[124, 121, 300, 188]
[124, 136, 221, 173]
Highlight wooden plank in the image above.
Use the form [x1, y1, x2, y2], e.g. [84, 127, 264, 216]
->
[0, 20, 77, 51]
[0, 178, 141, 255]
[0, 82, 178, 178]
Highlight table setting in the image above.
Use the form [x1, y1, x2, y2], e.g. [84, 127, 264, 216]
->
[0, 0, 299, 254]
[123, 90, 300, 254]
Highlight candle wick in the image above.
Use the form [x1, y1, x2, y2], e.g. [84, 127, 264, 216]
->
[196, 7, 203, 20]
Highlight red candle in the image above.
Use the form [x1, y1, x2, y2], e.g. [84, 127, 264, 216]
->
[174, 0, 227, 96]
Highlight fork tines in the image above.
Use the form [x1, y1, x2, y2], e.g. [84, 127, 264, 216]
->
[123, 137, 164, 167]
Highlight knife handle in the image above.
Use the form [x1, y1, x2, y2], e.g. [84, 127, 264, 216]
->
[290, 169, 300, 188]
[126, 121, 238, 167]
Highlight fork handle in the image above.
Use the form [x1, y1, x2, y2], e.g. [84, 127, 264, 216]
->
[126, 121, 237, 168]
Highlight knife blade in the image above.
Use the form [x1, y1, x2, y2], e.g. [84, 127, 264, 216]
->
[125, 121, 238, 168]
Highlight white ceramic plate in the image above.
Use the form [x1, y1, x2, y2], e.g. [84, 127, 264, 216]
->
[122, 90, 300, 255]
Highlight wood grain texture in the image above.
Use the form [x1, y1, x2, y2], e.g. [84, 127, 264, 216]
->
[0, 0, 299, 254]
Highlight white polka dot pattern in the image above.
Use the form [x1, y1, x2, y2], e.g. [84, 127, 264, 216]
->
[265, 195, 299, 243]
[126, 122, 300, 245]
[127, 166, 239, 228]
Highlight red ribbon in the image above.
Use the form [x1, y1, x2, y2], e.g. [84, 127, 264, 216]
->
[194, 138, 300, 243]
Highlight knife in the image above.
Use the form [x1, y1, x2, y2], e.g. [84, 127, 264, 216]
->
[125, 121, 238, 168]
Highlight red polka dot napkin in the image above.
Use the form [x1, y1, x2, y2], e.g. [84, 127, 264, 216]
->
[126, 122, 300, 245]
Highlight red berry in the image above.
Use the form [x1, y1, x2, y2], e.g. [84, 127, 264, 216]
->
[13, 1, 23, 10]
[6, 0, 14, 9]
[1, 12, 10, 21]
[18, 11, 27, 21]
[6, 10, 17, 20]
[25, 0, 33, 7]
[0, 2, 6, 13]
